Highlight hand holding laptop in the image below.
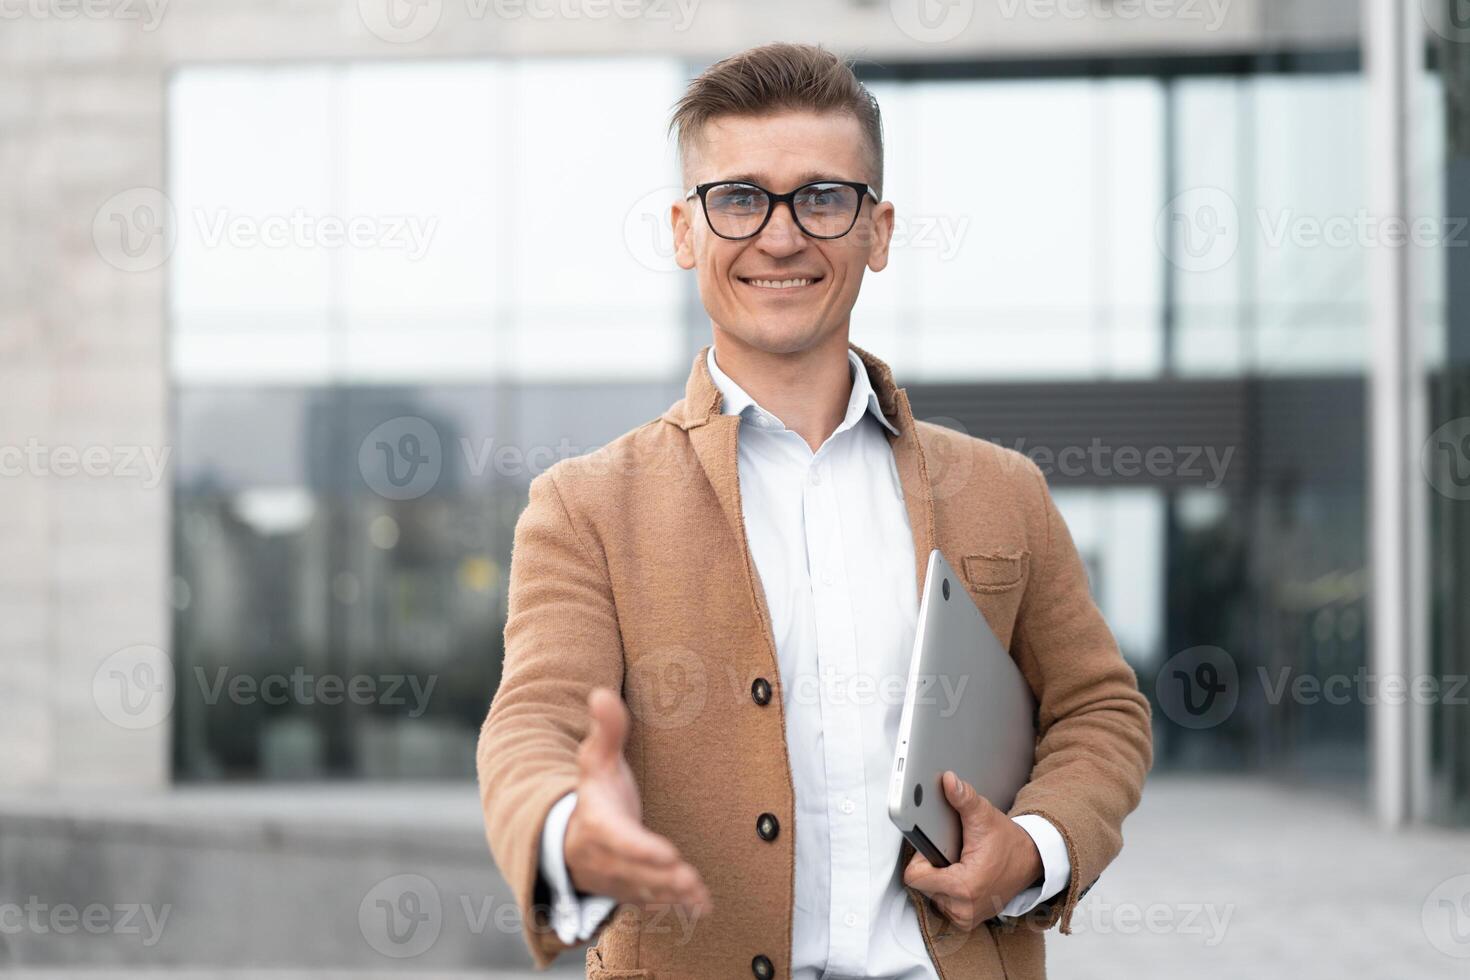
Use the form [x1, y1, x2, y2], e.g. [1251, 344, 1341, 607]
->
[900, 770, 1044, 931]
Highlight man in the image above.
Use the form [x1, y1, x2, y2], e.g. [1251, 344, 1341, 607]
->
[478, 43, 1152, 980]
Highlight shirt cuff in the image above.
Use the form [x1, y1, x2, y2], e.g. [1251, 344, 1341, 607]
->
[1000, 814, 1072, 917]
[539, 791, 618, 944]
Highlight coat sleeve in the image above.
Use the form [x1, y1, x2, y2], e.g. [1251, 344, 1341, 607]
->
[1004, 458, 1154, 935]
[477, 467, 626, 967]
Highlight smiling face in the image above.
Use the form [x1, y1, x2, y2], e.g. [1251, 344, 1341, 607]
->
[671, 110, 895, 357]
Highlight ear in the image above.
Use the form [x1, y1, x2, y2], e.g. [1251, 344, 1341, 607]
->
[672, 197, 696, 271]
[865, 198, 897, 274]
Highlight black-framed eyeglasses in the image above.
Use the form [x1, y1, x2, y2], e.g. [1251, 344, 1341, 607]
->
[685, 179, 879, 241]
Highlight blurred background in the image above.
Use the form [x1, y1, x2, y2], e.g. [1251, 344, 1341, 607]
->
[2, 0, 1470, 976]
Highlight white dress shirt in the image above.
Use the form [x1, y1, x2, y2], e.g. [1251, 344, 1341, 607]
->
[539, 345, 1070, 977]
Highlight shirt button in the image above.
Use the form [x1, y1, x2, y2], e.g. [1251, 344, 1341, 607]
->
[756, 812, 780, 842]
[822, 571, 834, 587]
[751, 677, 772, 706]
[751, 954, 774, 979]
[839, 798, 855, 815]
[844, 911, 858, 928]
[808, 469, 821, 486]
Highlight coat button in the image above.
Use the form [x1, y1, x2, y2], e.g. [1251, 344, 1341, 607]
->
[751, 954, 774, 979]
[756, 812, 780, 842]
[751, 677, 772, 706]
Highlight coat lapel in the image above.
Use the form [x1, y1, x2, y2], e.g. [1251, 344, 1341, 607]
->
[664, 350, 779, 646]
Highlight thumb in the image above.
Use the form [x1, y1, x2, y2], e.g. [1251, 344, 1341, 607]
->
[943, 770, 993, 831]
[580, 687, 629, 774]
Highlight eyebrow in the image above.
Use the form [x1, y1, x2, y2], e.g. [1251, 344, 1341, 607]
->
[721, 171, 858, 188]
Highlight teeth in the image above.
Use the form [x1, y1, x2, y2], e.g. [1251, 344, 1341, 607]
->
[746, 278, 814, 289]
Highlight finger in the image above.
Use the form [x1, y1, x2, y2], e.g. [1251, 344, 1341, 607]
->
[903, 852, 958, 895]
[580, 688, 629, 773]
[934, 894, 976, 931]
[591, 811, 682, 867]
[582, 822, 696, 881]
[902, 850, 934, 887]
[603, 856, 710, 908]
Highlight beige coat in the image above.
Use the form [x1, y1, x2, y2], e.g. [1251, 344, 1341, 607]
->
[477, 343, 1153, 979]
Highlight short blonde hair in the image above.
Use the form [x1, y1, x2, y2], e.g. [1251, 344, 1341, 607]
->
[669, 43, 885, 195]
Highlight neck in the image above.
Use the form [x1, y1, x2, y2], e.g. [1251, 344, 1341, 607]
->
[711, 326, 853, 453]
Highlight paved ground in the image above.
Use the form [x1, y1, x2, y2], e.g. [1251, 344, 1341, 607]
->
[1044, 776, 1468, 979]
[2, 775, 1465, 977]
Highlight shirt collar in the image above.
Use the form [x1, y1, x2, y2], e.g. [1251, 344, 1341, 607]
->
[706, 344, 901, 438]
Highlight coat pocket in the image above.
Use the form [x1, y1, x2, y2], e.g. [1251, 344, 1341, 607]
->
[962, 551, 1029, 593]
[960, 551, 1030, 650]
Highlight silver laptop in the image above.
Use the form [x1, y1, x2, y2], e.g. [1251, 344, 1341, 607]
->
[888, 549, 1037, 867]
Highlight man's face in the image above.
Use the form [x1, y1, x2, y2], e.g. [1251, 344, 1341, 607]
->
[671, 110, 895, 356]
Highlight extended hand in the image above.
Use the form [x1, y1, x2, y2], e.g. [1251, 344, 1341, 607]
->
[901, 771, 1043, 931]
[564, 688, 713, 919]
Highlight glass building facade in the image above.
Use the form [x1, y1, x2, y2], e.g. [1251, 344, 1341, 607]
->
[166, 51, 1468, 824]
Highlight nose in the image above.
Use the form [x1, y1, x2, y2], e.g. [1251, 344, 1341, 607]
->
[754, 199, 807, 258]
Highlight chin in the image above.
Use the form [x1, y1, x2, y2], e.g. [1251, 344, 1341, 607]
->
[723, 320, 831, 356]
